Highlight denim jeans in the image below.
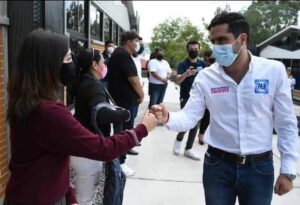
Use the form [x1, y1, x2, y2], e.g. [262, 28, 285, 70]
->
[120, 104, 139, 164]
[203, 150, 274, 205]
[148, 83, 168, 108]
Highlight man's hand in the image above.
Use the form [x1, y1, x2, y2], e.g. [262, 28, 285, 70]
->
[274, 175, 293, 196]
[150, 104, 169, 124]
[185, 67, 197, 77]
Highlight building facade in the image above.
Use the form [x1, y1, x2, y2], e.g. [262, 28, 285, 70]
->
[0, 1, 9, 200]
[257, 25, 300, 89]
[0, 0, 139, 202]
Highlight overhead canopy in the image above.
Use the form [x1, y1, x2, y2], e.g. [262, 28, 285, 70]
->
[260, 45, 300, 59]
[257, 25, 300, 59]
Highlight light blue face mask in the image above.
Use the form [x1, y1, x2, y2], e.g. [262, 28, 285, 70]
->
[213, 39, 240, 67]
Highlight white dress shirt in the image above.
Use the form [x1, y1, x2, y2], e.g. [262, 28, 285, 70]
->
[166, 53, 299, 175]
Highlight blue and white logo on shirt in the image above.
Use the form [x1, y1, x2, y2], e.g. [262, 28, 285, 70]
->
[255, 79, 269, 94]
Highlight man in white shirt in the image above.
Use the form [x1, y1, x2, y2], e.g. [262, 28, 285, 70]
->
[147, 47, 172, 108]
[151, 12, 299, 205]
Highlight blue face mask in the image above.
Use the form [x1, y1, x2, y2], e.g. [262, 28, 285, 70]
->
[213, 39, 240, 67]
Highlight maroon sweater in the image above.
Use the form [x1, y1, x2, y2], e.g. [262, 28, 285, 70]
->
[5, 100, 148, 205]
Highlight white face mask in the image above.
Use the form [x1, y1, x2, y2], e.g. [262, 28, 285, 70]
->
[134, 42, 140, 53]
[107, 46, 114, 55]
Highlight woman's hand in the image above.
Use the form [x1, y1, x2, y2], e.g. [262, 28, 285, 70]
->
[142, 110, 158, 132]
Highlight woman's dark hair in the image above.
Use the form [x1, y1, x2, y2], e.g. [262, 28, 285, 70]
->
[208, 12, 250, 40]
[77, 48, 101, 74]
[7, 29, 69, 127]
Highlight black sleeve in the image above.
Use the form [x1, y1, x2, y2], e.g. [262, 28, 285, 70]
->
[120, 54, 138, 78]
[87, 82, 130, 126]
[88, 82, 107, 110]
[97, 107, 130, 124]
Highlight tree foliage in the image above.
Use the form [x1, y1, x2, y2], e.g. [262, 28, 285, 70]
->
[150, 17, 209, 69]
[242, 0, 300, 46]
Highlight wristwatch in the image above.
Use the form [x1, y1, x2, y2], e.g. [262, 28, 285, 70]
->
[280, 173, 297, 181]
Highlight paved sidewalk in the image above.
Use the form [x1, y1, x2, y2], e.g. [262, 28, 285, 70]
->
[123, 81, 300, 205]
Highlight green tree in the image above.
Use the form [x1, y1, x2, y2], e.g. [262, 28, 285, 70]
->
[242, 1, 300, 46]
[150, 17, 209, 69]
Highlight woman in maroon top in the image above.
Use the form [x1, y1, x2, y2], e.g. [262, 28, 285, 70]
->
[4, 29, 157, 205]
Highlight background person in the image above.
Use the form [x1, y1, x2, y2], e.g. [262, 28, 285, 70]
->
[101, 40, 115, 88]
[70, 48, 131, 205]
[107, 31, 145, 176]
[147, 47, 172, 108]
[173, 40, 206, 160]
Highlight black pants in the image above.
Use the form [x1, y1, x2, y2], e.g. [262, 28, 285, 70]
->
[176, 98, 199, 150]
[199, 109, 210, 134]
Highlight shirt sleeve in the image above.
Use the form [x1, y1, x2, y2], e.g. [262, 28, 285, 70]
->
[35, 103, 148, 162]
[177, 62, 185, 75]
[147, 59, 157, 72]
[120, 54, 138, 78]
[166, 61, 172, 73]
[166, 73, 206, 131]
[273, 62, 299, 175]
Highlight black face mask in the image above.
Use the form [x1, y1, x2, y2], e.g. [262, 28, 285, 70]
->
[60, 62, 77, 86]
[137, 44, 144, 55]
[156, 54, 164, 60]
[188, 50, 199, 59]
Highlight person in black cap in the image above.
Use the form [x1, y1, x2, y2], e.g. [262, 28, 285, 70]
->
[107, 31, 144, 176]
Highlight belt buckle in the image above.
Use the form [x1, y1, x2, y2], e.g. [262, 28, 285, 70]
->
[238, 155, 246, 164]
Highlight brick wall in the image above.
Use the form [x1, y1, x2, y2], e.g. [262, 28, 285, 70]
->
[0, 28, 9, 197]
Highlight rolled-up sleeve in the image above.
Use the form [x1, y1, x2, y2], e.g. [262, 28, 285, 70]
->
[166, 73, 206, 132]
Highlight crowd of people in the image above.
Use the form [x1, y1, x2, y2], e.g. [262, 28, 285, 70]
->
[3, 11, 299, 205]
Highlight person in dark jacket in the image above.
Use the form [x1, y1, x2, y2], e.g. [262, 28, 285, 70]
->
[4, 29, 158, 205]
[71, 48, 131, 205]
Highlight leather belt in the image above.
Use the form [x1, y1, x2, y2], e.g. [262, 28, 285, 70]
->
[207, 146, 273, 165]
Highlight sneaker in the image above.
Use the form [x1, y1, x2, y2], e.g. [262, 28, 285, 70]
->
[173, 140, 181, 156]
[121, 164, 135, 177]
[127, 148, 139, 155]
[184, 149, 201, 161]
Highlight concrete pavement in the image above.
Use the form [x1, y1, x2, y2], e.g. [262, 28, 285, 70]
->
[123, 80, 300, 205]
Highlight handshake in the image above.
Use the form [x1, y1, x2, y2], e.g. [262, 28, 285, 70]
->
[141, 104, 169, 132]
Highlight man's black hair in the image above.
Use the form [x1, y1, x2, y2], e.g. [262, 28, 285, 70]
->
[105, 40, 114, 47]
[120, 31, 139, 45]
[186, 40, 200, 50]
[208, 12, 250, 40]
